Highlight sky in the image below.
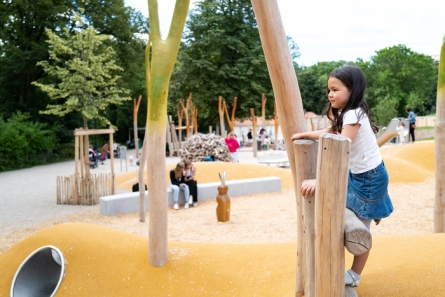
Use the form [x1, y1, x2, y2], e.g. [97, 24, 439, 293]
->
[125, 0, 444, 66]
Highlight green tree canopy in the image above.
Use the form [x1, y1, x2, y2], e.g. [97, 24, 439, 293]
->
[168, 0, 298, 129]
[366, 44, 437, 117]
[0, 0, 148, 143]
[33, 17, 131, 129]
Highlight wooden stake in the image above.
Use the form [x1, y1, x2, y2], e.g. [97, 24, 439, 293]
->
[293, 139, 318, 297]
[251, 1, 308, 295]
[223, 97, 237, 132]
[133, 95, 143, 158]
[274, 101, 279, 149]
[261, 93, 267, 129]
[314, 133, 350, 297]
[435, 37, 445, 232]
[138, 129, 149, 222]
[176, 103, 183, 148]
[218, 96, 226, 137]
[74, 135, 79, 203]
[109, 131, 115, 195]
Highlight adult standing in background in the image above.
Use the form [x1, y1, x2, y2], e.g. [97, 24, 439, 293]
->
[247, 129, 253, 147]
[406, 108, 416, 143]
[257, 128, 265, 151]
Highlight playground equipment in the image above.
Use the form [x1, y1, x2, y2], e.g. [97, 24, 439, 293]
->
[377, 118, 409, 147]
[10, 246, 65, 297]
[293, 135, 363, 297]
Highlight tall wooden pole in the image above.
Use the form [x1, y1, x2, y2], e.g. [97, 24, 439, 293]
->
[251, 1, 308, 295]
[261, 93, 267, 129]
[224, 97, 237, 132]
[133, 95, 142, 158]
[145, 0, 190, 267]
[176, 103, 183, 148]
[435, 36, 445, 232]
[218, 96, 226, 137]
[274, 100, 279, 149]
[314, 133, 350, 297]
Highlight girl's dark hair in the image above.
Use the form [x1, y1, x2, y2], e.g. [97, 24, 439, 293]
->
[324, 65, 379, 133]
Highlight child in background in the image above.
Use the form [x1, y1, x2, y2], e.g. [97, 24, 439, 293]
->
[291, 65, 393, 288]
[396, 122, 406, 145]
[225, 132, 240, 162]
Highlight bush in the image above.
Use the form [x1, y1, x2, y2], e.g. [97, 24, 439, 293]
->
[0, 112, 59, 171]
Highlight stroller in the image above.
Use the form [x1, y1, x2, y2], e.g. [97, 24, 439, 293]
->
[89, 151, 98, 169]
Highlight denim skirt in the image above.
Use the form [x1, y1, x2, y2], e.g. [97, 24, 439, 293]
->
[346, 161, 394, 220]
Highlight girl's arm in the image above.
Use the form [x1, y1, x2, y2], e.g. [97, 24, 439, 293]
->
[192, 166, 197, 181]
[291, 129, 328, 141]
[341, 124, 360, 142]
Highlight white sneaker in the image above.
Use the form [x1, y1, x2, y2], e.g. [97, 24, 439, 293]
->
[184, 203, 189, 209]
[173, 203, 179, 210]
[188, 197, 193, 205]
[193, 202, 198, 207]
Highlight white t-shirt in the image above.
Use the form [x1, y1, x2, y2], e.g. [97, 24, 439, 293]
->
[343, 108, 382, 174]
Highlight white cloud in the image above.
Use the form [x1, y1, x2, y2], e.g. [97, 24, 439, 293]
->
[125, 0, 445, 66]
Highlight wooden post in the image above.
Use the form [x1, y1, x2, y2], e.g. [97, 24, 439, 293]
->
[79, 131, 85, 180]
[223, 97, 237, 132]
[109, 131, 115, 195]
[250, 108, 258, 157]
[191, 105, 198, 134]
[250, 1, 308, 295]
[435, 37, 445, 233]
[274, 101, 279, 149]
[261, 93, 267, 129]
[138, 129, 149, 222]
[180, 93, 192, 139]
[218, 96, 226, 137]
[293, 139, 318, 297]
[209, 126, 212, 134]
[133, 95, 143, 158]
[314, 133, 350, 297]
[176, 103, 183, 148]
[74, 134, 79, 203]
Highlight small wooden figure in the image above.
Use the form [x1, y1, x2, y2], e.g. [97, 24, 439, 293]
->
[216, 171, 230, 222]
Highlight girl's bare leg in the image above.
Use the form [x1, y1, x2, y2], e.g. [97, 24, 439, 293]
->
[351, 251, 369, 274]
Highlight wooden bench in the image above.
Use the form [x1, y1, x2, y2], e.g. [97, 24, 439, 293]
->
[100, 176, 281, 216]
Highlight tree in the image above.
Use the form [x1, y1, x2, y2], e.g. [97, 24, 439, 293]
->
[32, 16, 131, 130]
[168, 0, 295, 129]
[366, 45, 437, 117]
[0, 0, 148, 143]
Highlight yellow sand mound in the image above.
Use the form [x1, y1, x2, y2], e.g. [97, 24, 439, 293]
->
[381, 141, 434, 183]
[1, 223, 445, 296]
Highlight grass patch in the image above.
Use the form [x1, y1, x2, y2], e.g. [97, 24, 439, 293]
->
[416, 126, 434, 130]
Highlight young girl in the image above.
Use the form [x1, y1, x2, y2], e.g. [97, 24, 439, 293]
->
[224, 132, 240, 162]
[184, 159, 198, 207]
[291, 65, 393, 287]
[169, 162, 190, 210]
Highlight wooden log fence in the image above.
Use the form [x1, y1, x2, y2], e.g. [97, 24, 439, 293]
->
[57, 173, 113, 205]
